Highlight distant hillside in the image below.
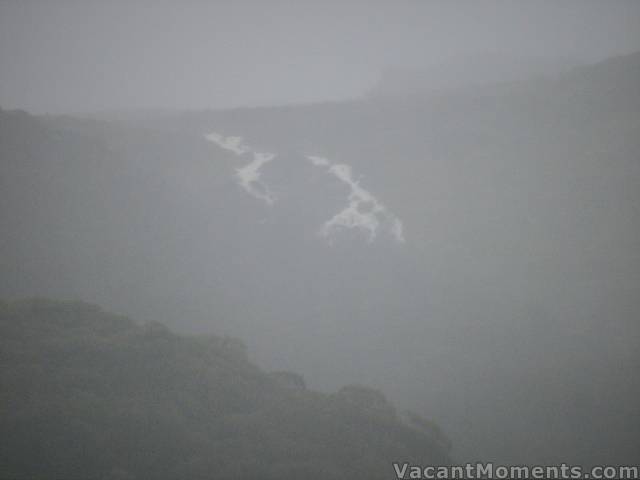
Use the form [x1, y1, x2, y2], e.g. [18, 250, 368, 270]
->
[368, 53, 577, 97]
[0, 298, 450, 480]
[1, 50, 638, 466]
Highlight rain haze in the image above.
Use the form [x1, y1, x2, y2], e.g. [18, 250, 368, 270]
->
[2, 1, 640, 112]
[0, 1, 639, 479]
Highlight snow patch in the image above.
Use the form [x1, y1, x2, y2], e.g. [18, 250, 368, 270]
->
[205, 132, 405, 243]
[205, 132, 276, 205]
[306, 155, 330, 167]
[236, 152, 276, 205]
[204, 132, 251, 155]
[311, 160, 405, 244]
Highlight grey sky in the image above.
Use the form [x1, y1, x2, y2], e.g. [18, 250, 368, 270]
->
[1, 0, 640, 113]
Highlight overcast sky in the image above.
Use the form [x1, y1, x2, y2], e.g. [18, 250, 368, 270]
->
[1, 0, 640, 114]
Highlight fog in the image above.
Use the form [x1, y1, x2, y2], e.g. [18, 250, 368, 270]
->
[1, 1, 639, 477]
[2, 1, 640, 113]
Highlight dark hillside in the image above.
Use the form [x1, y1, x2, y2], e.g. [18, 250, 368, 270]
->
[0, 298, 450, 480]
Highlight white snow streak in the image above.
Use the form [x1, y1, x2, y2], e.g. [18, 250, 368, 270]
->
[205, 132, 276, 205]
[306, 155, 331, 167]
[204, 133, 405, 243]
[306, 156, 405, 244]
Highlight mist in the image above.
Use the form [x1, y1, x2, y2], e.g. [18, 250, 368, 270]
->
[2, 1, 640, 113]
[1, 1, 639, 478]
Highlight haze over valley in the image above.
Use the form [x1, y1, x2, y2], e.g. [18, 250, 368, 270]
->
[1, 1, 639, 477]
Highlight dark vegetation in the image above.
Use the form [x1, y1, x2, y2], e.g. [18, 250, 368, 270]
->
[0, 298, 450, 479]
